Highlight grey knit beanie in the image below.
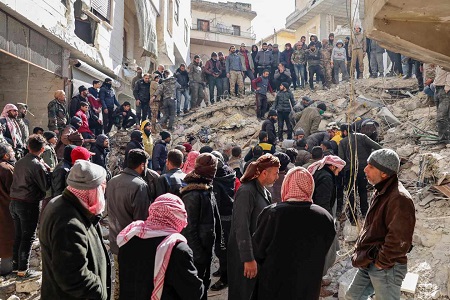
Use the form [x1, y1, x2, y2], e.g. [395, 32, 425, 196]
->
[67, 160, 106, 190]
[367, 149, 400, 176]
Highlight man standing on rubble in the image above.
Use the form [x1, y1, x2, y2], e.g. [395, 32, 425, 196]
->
[338, 124, 382, 224]
[346, 149, 415, 300]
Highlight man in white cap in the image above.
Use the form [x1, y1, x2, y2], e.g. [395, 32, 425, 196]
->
[40, 160, 111, 300]
[346, 149, 416, 300]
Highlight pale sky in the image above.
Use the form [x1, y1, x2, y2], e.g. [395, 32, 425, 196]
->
[205, 0, 295, 41]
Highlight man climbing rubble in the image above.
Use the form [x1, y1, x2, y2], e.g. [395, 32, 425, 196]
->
[346, 149, 415, 300]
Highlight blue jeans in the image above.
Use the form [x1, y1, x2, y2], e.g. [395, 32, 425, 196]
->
[176, 88, 190, 113]
[424, 84, 435, 97]
[293, 64, 305, 88]
[346, 263, 407, 300]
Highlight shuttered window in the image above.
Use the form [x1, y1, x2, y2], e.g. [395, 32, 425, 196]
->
[91, 0, 112, 22]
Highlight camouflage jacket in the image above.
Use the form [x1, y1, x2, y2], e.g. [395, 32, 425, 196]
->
[291, 48, 306, 65]
[320, 45, 333, 65]
[154, 77, 180, 100]
[47, 99, 68, 131]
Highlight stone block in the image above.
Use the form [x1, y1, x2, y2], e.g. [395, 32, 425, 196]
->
[338, 268, 357, 299]
[7, 295, 20, 300]
[16, 277, 41, 293]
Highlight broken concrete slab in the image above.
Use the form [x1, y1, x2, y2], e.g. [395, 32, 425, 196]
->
[338, 268, 357, 299]
[401, 272, 419, 294]
[16, 276, 41, 293]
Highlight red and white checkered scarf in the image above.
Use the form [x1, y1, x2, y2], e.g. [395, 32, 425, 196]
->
[281, 167, 315, 202]
[0, 104, 21, 148]
[307, 155, 346, 176]
[182, 151, 199, 174]
[67, 183, 106, 215]
[117, 193, 188, 300]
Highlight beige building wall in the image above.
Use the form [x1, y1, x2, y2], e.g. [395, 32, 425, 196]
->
[262, 30, 296, 47]
[191, 11, 253, 34]
[293, 14, 322, 41]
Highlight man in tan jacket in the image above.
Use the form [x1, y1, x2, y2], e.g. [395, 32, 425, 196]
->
[351, 25, 366, 79]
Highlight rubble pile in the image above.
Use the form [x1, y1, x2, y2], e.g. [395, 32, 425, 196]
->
[1, 77, 450, 300]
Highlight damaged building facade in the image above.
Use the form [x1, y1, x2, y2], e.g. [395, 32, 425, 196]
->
[190, 0, 256, 62]
[285, 0, 365, 41]
[0, 0, 191, 129]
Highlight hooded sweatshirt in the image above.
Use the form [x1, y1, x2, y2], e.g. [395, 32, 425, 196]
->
[140, 120, 154, 157]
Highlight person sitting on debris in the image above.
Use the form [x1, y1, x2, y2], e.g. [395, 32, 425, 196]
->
[346, 149, 415, 300]
[252, 166, 335, 300]
[244, 131, 276, 162]
[113, 101, 139, 130]
[75, 101, 96, 142]
[117, 193, 204, 299]
[40, 160, 110, 299]
[303, 146, 324, 168]
[271, 82, 296, 142]
[156, 149, 186, 197]
[54, 116, 84, 160]
[252, 69, 275, 120]
[294, 103, 327, 137]
[295, 139, 311, 166]
[152, 131, 171, 174]
[338, 123, 382, 225]
[261, 110, 278, 145]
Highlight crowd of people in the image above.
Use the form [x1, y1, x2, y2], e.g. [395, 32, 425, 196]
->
[3, 25, 447, 300]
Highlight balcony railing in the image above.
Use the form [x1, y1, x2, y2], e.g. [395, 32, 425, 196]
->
[192, 23, 256, 39]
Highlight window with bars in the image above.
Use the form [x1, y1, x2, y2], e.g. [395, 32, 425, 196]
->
[232, 25, 241, 36]
[197, 19, 210, 32]
[91, 0, 112, 23]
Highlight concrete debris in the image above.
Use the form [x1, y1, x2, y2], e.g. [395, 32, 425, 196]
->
[7, 295, 20, 300]
[401, 272, 419, 294]
[15, 277, 41, 293]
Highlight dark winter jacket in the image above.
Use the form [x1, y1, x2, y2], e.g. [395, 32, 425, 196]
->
[0, 160, 14, 258]
[272, 90, 295, 112]
[227, 179, 271, 300]
[99, 83, 120, 109]
[181, 183, 222, 265]
[175, 68, 190, 89]
[152, 140, 168, 172]
[306, 49, 322, 67]
[295, 149, 312, 166]
[255, 50, 273, 67]
[352, 175, 415, 269]
[156, 168, 186, 197]
[204, 59, 222, 77]
[51, 146, 73, 197]
[69, 94, 88, 118]
[40, 190, 111, 300]
[124, 139, 144, 169]
[118, 236, 204, 300]
[338, 133, 382, 172]
[261, 119, 277, 145]
[312, 167, 336, 214]
[9, 153, 49, 203]
[213, 165, 236, 216]
[133, 79, 151, 102]
[252, 201, 335, 300]
[306, 131, 330, 150]
[280, 48, 294, 68]
[271, 50, 281, 68]
[90, 144, 110, 175]
[106, 168, 151, 255]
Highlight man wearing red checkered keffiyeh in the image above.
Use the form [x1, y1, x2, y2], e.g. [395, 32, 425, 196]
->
[252, 166, 336, 300]
[117, 193, 203, 300]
